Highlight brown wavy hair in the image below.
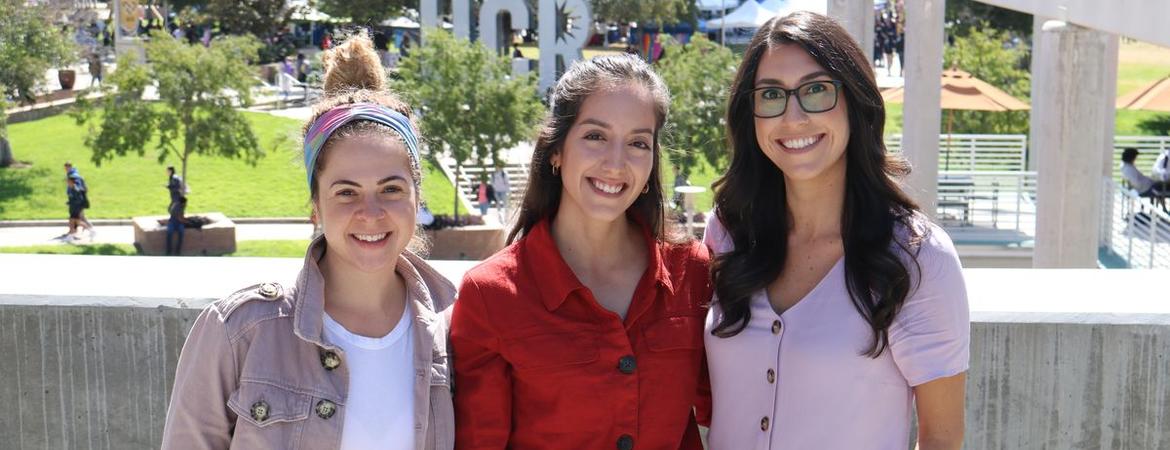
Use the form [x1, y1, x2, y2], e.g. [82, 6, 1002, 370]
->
[710, 12, 926, 357]
[508, 54, 682, 244]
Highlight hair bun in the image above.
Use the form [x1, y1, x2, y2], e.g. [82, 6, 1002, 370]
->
[321, 33, 387, 94]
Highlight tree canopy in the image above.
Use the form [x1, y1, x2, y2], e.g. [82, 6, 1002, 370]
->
[657, 34, 737, 175]
[73, 34, 264, 193]
[943, 23, 1031, 134]
[393, 28, 544, 217]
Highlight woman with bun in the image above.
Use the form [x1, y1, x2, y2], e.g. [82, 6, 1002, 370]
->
[161, 33, 456, 450]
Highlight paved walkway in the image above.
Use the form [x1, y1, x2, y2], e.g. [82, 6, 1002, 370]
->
[0, 223, 315, 247]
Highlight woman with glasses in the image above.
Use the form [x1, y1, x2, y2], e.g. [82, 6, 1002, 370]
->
[451, 54, 711, 449]
[701, 12, 969, 450]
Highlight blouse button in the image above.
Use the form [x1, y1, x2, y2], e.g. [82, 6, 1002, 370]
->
[766, 368, 775, 384]
[617, 355, 637, 374]
[320, 350, 342, 371]
[761, 416, 770, 431]
[771, 320, 782, 335]
[250, 401, 269, 422]
[617, 434, 634, 450]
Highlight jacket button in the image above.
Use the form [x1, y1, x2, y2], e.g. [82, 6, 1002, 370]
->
[258, 282, 280, 299]
[320, 350, 341, 371]
[761, 416, 770, 431]
[617, 434, 634, 450]
[250, 401, 269, 422]
[617, 355, 637, 374]
[315, 400, 337, 419]
[767, 368, 775, 383]
[771, 320, 782, 335]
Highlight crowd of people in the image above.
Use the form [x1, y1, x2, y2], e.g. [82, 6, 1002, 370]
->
[161, 12, 970, 450]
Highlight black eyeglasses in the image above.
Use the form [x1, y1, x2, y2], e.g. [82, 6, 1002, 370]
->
[749, 80, 843, 118]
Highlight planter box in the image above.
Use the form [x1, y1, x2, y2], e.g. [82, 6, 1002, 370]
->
[133, 212, 237, 256]
[424, 224, 505, 260]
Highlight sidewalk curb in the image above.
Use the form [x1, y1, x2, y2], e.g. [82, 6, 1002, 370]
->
[0, 217, 311, 228]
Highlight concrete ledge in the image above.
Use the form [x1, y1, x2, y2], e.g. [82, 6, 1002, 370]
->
[0, 217, 311, 228]
[424, 224, 506, 260]
[2, 255, 1168, 449]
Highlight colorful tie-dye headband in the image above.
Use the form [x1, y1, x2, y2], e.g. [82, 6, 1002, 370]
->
[303, 103, 421, 189]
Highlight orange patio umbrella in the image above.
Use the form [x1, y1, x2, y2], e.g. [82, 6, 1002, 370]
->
[882, 69, 1031, 170]
[1116, 76, 1170, 112]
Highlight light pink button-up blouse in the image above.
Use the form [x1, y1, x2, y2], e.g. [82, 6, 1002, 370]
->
[702, 215, 970, 450]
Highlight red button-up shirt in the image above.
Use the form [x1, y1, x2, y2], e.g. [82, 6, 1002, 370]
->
[451, 220, 712, 450]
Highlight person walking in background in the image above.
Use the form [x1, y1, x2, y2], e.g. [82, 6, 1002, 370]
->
[88, 52, 103, 87]
[166, 166, 183, 205]
[490, 164, 510, 215]
[477, 178, 490, 216]
[166, 196, 187, 256]
[64, 162, 95, 238]
[65, 177, 89, 241]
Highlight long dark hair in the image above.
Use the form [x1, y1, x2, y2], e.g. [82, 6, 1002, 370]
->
[710, 12, 925, 357]
[509, 54, 678, 244]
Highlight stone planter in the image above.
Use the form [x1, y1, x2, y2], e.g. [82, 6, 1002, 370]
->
[424, 224, 505, 260]
[57, 69, 76, 91]
[133, 212, 237, 256]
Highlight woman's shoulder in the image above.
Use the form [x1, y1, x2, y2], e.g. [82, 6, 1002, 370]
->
[460, 240, 525, 290]
[202, 281, 298, 336]
[892, 213, 959, 263]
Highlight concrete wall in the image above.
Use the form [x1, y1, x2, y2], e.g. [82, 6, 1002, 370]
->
[2, 255, 1170, 449]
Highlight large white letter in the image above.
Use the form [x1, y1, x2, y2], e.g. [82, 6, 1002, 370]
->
[420, 0, 472, 41]
[538, 0, 592, 92]
[480, 0, 533, 54]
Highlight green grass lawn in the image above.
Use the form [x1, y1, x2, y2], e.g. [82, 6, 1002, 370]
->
[0, 239, 312, 257]
[0, 111, 456, 220]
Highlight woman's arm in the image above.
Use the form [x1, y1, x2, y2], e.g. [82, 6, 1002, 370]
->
[161, 306, 239, 450]
[450, 278, 512, 450]
[914, 372, 966, 450]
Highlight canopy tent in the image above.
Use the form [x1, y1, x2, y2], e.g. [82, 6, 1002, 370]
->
[1116, 76, 1170, 112]
[383, 16, 420, 29]
[882, 69, 1030, 170]
[760, 0, 827, 15]
[707, 0, 773, 29]
[698, 0, 738, 12]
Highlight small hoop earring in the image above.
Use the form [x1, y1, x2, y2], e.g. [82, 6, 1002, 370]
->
[641, 183, 650, 194]
[551, 164, 560, 176]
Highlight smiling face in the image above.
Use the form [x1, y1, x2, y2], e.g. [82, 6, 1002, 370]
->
[753, 43, 850, 185]
[313, 133, 417, 274]
[551, 85, 657, 226]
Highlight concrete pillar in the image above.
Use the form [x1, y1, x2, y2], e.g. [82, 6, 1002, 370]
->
[1098, 34, 1121, 250]
[827, 0, 874, 54]
[901, 0, 945, 216]
[1030, 21, 1114, 268]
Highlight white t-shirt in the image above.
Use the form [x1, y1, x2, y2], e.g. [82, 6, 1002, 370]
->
[324, 305, 416, 450]
[1152, 151, 1170, 183]
[1122, 162, 1155, 193]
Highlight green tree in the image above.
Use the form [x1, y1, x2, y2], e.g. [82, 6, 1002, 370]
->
[205, 0, 297, 38]
[590, 0, 696, 26]
[657, 34, 736, 175]
[943, 23, 1031, 134]
[318, 0, 412, 26]
[0, 0, 76, 167]
[393, 28, 543, 218]
[73, 34, 264, 193]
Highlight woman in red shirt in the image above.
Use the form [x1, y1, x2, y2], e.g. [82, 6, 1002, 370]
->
[450, 54, 712, 449]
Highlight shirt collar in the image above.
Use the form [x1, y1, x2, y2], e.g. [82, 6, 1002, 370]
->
[522, 218, 674, 313]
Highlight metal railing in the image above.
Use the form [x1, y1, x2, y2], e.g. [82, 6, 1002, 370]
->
[935, 171, 1037, 237]
[1100, 178, 1170, 269]
[885, 134, 1028, 172]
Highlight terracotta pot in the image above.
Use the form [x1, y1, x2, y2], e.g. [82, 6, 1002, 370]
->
[58, 69, 76, 91]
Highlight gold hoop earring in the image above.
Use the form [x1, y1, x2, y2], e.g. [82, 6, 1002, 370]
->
[551, 164, 560, 176]
[641, 183, 650, 194]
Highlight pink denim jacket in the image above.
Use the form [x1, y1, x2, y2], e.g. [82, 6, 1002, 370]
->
[161, 237, 456, 450]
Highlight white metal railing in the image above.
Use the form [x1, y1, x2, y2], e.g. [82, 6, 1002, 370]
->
[440, 157, 530, 212]
[885, 134, 1028, 172]
[1100, 178, 1170, 269]
[935, 170, 1037, 236]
